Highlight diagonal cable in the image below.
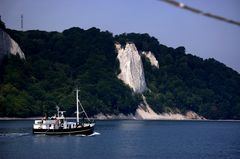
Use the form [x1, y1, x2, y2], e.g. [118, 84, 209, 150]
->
[159, 0, 240, 27]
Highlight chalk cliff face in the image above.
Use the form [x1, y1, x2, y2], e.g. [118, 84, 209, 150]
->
[115, 43, 147, 93]
[135, 95, 205, 120]
[142, 51, 159, 68]
[114, 42, 204, 120]
[0, 28, 25, 62]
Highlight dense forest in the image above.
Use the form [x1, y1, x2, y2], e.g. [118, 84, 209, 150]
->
[0, 26, 240, 119]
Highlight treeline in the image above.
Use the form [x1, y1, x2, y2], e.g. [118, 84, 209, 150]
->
[0, 27, 240, 119]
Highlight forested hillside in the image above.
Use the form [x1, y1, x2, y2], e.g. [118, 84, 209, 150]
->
[0, 27, 240, 119]
[116, 33, 240, 119]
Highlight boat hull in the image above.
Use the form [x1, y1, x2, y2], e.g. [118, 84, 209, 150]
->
[33, 126, 94, 135]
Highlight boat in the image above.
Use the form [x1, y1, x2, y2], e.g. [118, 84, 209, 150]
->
[33, 89, 95, 135]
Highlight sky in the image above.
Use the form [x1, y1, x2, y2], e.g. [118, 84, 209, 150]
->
[1, 0, 240, 72]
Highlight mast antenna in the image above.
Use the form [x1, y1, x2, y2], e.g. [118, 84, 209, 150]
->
[21, 14, 23, 30]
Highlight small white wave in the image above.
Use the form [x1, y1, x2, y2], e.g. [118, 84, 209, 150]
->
[88, 132, 100, 137]
[0, 132, 30, 137]
[75, 131, 100, 137]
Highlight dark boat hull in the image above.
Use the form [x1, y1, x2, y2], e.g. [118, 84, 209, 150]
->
[33, 126, 94, 135]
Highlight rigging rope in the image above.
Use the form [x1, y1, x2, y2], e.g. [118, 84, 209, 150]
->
[159, 0, 240, 27]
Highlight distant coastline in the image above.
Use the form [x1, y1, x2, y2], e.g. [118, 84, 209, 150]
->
[1, 117, 240, 122]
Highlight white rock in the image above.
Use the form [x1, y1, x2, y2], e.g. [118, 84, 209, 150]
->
[142, 51, 159, 68]
[115, 43, 147, 93]
[0, 28, 25, 61]
[135, 95, 205, 120]
[135, 95, 160, 119]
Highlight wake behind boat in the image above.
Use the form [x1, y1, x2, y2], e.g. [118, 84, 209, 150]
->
[33, 89, 95, 135]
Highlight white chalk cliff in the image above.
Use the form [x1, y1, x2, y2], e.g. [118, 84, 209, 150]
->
[142, 51, 159, 68]
[114, 42, 204, 120]
[135, 95, 205, 120]
[0, 28, 25, 62]
[115, 43, 147, 93]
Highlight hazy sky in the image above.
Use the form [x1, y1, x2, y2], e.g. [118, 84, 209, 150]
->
[1, 0, 240, 72]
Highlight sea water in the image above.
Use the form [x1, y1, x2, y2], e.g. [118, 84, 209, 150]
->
[0, 120, 240, 159]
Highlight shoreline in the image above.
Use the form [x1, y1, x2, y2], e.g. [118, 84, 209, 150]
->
[0, 117, 240, 122]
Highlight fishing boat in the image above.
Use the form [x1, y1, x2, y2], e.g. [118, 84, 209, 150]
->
[32, 89, 95, 135]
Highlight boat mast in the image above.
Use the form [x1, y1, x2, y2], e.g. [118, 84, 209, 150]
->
[78, 96, 90, 122]
[56, 105, 60, 117]
[76, 89, 79, 124]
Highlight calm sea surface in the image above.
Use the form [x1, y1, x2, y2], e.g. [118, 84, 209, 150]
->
[0, 120, 240, 159]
